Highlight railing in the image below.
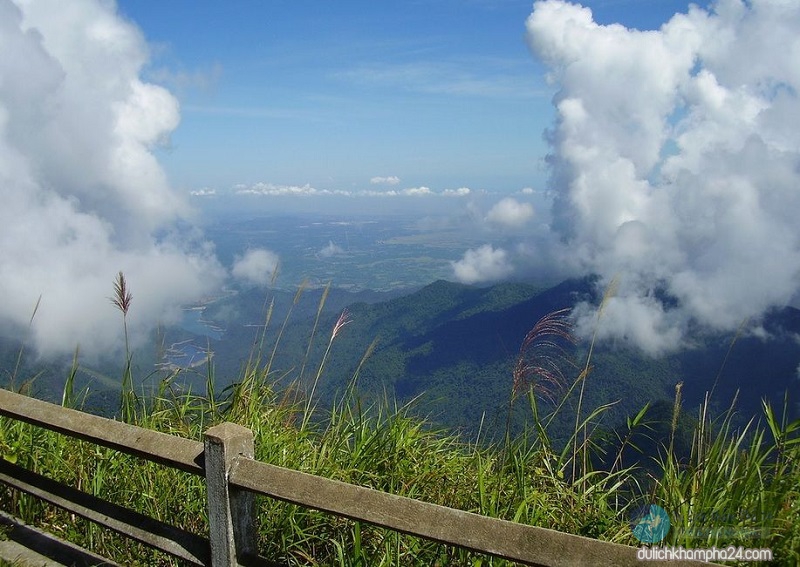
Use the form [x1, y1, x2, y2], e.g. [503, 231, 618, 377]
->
[0, 389, 711, 566]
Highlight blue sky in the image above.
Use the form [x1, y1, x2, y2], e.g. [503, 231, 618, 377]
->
[7, 0, 800, 357]
[116, 0, 701, 199]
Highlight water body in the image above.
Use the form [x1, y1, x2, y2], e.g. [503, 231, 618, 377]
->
[163, 339, 213, 370]
[162, 307, 225, 369]
[179, 307, 224, 340]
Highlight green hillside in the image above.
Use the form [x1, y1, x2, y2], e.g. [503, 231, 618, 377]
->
[58, 276, 792, 451]
[273, 278, 800, 447]
[2, 277, 800, 564]
[7, 276, 799, 453]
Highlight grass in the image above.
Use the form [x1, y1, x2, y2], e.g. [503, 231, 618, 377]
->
[0, 275, 798, 565]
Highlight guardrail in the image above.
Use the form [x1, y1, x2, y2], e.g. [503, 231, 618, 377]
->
[0, 388, 711, 566]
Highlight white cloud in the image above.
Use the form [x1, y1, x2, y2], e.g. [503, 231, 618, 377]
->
[572, 295, 685, 356]
[190, 188, 216, 196]
[528, 0, 800, 352]
[451, 244, 513, 284]
[370, 175, 400, 185]
[0, 0, 225, 357]
[231, 182, 477, 200]
[403, 186, 432, 196]
[486, 197, 534, 227]
[318, 240, 345, 258]
[232, 249, 279, 286]
[235, 182, 351, 197]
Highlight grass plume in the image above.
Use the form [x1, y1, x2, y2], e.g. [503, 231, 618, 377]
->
[110, 271, 135, 422]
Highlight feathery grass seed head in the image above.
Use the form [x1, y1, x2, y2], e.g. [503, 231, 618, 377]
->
[331, 308, 351, 341]
[110, 271, 132, 316]
[512, 308, 576, 401]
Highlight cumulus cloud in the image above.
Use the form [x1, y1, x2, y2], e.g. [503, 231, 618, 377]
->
[232, 249, 279, 286]
[527, 0, 800, 354]
[486, 197, 534, 227]
[370, 175, 400, 185]
[0, 0, 226, 357]
[451, 244, 513, 284]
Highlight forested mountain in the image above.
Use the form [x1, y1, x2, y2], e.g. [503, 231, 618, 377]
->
[5, 277, 799, 450]
[307, 278, 800, 443]
[196, 277, 800, 446]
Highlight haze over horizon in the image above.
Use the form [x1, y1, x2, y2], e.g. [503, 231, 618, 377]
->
[2, 0, 800, 359]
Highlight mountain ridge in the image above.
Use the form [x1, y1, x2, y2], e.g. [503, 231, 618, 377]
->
[313, 277, 800, 441]
[4, 277, 798, 445]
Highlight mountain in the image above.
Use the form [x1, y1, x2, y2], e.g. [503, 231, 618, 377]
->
[233, 277, 796, 445]
[317, 279, 593, 435]
[153, 278, 800, 444]
[5, 277, 799, 450]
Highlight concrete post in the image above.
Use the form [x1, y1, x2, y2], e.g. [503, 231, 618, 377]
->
[204, 422, 257, 566]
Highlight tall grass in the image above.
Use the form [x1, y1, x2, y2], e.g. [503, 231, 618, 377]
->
[652, 393, 800, 561]
[110, 271, 136, 423]
[0, 276, 798, 565]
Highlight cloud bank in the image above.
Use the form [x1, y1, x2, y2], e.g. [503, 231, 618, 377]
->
[233, 181, 472, 199]
[0, 0, 224, 357]
[527, 0, 800, 354]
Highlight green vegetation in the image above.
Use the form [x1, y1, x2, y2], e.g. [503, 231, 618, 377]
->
[0, 277, 798, 565]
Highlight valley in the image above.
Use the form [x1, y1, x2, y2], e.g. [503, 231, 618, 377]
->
[6, 212, 799, 457]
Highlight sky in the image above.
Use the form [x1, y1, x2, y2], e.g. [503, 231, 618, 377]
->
[4, 0, 800, 360]
[115, 0, 699, 200]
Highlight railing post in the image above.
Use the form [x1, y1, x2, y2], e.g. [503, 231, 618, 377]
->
[204, 422, 257, 566]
